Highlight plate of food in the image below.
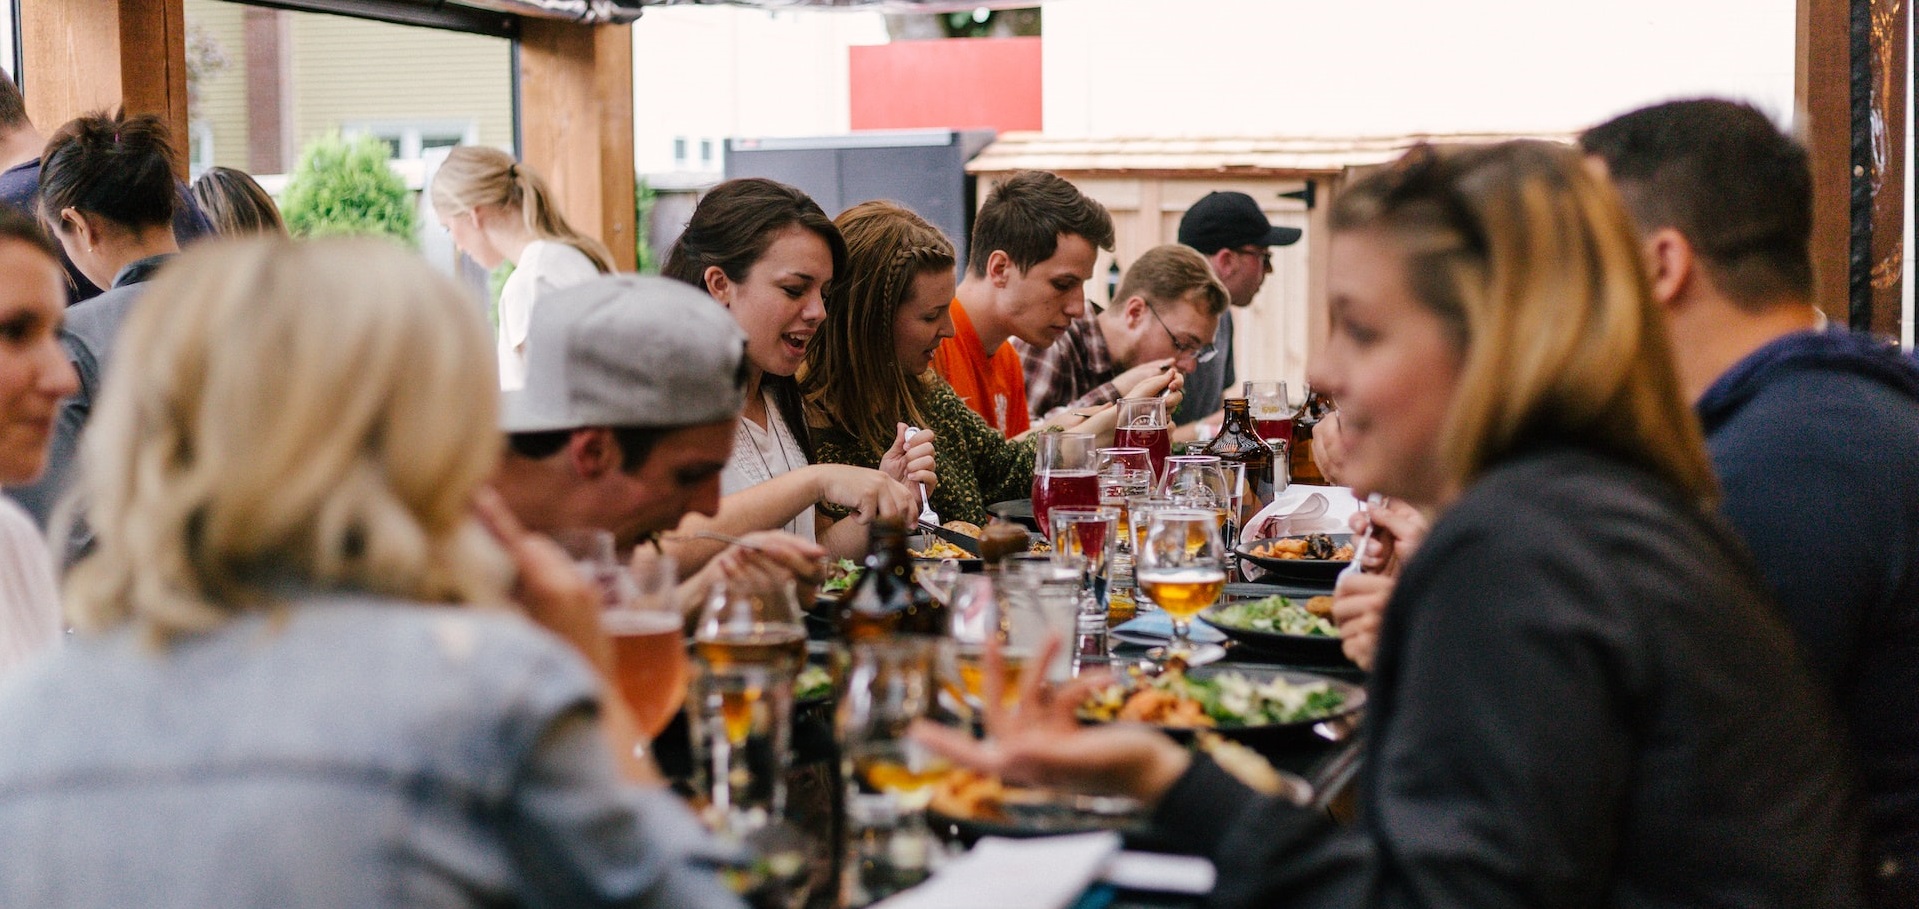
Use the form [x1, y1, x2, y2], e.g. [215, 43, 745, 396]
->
[1236, 533, 1354, 584]
[925, 768, 1150, 845]
[1078, 663, 1363, 753]
[1201, 593, 1349, 664]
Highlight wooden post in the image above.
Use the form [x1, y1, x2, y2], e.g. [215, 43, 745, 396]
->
[18, 0, 190, 179]
[1799, 0, 1910, 335]
[1798, 0, 1852, 324]
[518, 21, 638, 271]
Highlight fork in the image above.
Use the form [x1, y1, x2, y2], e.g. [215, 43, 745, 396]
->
[906, 425, 940, 526]
[1339, 493, 1387, 581]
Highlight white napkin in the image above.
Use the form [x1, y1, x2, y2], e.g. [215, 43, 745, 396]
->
[1245, 484, 1359, 540]
[873, 832, 1122, 909]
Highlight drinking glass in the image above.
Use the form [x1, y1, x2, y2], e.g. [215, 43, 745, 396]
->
[1114, 397, 1172, 477]
[602, 547, 689, 740]
[553, 527, 636, 609]
[1002, 555, 1086, 678]
[1050, 503, 1117, 606]
[1242, 380, 1299, 448]
[690, 576, 808, 832]
[1159, 455, 1230, 508]
[839, 639, 949, 902]
[1135, 508, 1228, 663]
[1097, 449, 1152, 559]
[1031, 431, 1098, 531]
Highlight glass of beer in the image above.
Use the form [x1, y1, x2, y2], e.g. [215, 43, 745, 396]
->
[690, 576, 808, 832]
[601, 547, 689, 741]
[1135, 508, 1228, 664]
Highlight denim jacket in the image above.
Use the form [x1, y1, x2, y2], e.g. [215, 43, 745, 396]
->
[0, 594, 742, 909]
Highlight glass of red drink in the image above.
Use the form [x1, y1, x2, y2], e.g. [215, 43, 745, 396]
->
[1115, 397, 1171, 477]
[1031, 431, 1098, 530]
[1243, 380, 1299, 447]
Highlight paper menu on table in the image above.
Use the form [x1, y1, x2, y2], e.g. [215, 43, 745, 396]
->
[872, 832, 1121, 909]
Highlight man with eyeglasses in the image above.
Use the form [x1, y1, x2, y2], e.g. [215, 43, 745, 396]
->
[1170, 191, 1303, 439]
[1016, 243, 1227, 422]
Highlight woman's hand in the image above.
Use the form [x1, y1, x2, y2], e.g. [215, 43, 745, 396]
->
[1330, 571, 1393, 671]
[472, 488, 609, 673]
[1349, 498, 1430, 575]
[811, 464, 919, 527]
[911, 637, 1192, 806]
[879, 423, 939, 493]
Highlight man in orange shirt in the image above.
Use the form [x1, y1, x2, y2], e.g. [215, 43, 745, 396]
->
[934, 171, 1115, 436]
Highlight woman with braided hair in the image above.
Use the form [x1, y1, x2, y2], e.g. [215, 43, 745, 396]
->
[430, 146, 613, 390]
[803, 200, 1060, 526]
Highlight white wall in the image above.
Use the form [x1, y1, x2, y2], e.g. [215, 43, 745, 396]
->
[631, 7, 889, 175]
[1043, 0, 1798, 138]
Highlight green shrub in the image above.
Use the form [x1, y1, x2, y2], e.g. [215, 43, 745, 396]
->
[280, 133, 418, 245]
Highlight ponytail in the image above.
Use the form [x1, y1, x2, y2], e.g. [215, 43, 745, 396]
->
[429, 146, 614, 273]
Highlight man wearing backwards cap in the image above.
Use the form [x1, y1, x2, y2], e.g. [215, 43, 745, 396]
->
[1172, 191, 1303, 437]
[492, 274, 822, 605]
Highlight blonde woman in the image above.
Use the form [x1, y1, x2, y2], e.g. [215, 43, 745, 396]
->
[431, 146, 614, 389]
[0, 238, 740, 908]
[918, 142, 1865, 907]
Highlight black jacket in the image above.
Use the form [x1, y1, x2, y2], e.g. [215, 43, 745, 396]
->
[1152, 445, 1864, 908]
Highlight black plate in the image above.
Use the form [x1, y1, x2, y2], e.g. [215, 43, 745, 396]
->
[926, 790, 1149, 846]
[905, 533, 983, 569]
[986, 499, 1039, 531]
[1200, 599, 1350, 665]
[1088, 664, 1365, 756]
[1236, 533, 1353, 583]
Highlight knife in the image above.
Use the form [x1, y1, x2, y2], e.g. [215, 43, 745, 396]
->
[917, 520, 983, 557]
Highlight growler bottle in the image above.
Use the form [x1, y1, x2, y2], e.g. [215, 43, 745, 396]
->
[1202, 398, 1277, 509]
[1290, 389, 1335, 485]
[837, 518, 948, 641]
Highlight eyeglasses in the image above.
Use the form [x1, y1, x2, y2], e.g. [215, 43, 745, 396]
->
[1145, 304, 1218, 364]
[1234, 246, 1274, 269]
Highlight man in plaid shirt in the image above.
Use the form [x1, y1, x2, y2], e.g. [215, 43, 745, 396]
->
[1017, 244, 1227, 422]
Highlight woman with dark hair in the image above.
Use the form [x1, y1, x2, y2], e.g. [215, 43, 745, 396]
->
[661, 178, 922, 567]
[0, 208, 78, 674]
[9, 110, 180, 526]
[189, 165, 286, 238]
[802, 201, 1062, 526]
[917, 142, 1865, 907]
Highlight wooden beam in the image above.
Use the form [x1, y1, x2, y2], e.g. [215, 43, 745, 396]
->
[1798, 0, 1852, 323]
[518, 20, 637, 271]
[17, 0, 190, 179]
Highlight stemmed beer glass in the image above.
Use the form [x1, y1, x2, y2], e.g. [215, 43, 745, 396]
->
[1134, 508, 1228, 664]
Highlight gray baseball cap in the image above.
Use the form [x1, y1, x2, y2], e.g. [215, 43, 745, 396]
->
[502, 274, 749, 434]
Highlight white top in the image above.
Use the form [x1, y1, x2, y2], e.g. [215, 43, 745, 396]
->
[0, 498, 60, 676]
[497, 241, 603, 390]
[720, 392, 817, 543]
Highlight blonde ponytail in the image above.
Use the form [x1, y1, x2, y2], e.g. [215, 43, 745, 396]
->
[430, 146, 615, 273]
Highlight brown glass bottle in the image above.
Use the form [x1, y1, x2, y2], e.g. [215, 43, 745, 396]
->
[1202, 398, 1277, 508]
[837, 518, 949, 642]
[1290, 389, 1335, 485]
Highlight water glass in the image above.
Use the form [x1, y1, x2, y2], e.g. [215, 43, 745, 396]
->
[839, 640, 949, 902]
